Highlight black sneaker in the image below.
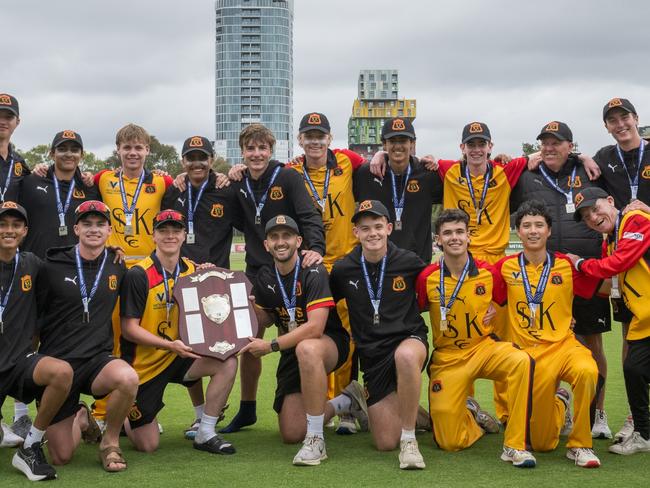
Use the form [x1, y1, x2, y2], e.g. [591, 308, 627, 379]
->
[193, 434, 236, 455]
[12, 441, 57, 481]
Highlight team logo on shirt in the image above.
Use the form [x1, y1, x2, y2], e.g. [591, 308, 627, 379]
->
[551, 273, 563, 285]
[211, 203, 224, 218]
[295, 281, 302, 296]
[73, 189, 86, 199]
[474, 283, 486, 296]
[21, 275, 32, 292]
[392, 119, 406, 131]
[128, 405, 143, 422]
[569, 176, 582, 188]
[545, 122, 559, 132]
[642, 165, 650, 179]
[333, 166, 343, 176]
[14, 162, 23, 176]
[108, 274, 118, 291]
[269, 186, 284, 200]
[608, 98, 623, 108]
[144, 184, 156, 194]
[488, 178, 497, 188]
[431, 380, 442, 393]
[392, 276, 406, 291]
[407, 180, 420, 193]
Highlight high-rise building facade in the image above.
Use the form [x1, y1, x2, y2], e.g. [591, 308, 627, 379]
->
[215, 0, 293, 164]
[347, 69, 416, 159]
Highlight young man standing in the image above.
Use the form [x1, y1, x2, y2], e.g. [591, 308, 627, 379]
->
[0, 94, 29, 203]
[330, 200, 428, 470]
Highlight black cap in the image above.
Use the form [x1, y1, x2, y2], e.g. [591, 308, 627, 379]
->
[352, 200, 391, 223]
[573, 187, 610, 222]
[537, 121, 573, 142]
[0, 201, 28, 225]
[461, 122, 491, 143]
[0, 93, 19, 117]
[52, 130, 83, 150]
[74, 200, 111, 224]
[299, 112, 330, 134]
[381, 118, 416, 140]
[603, 98, 637, 121]
[154, 209, 186, 230]
[265, 214, 300, 235]
[182, 136, 213, 157]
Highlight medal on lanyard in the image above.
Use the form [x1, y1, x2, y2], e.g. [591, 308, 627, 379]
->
[75, 246, 108, 323]
[616, 141, 646, 201]
[186, 178, 209, 245]
[302, 163, 330, 213]
[465, 163, 491, 225]
[539, 164, 576, 214]
[245, 167, 281, 225]
[53, 176, 76, 236]
[610, 212, 623, 299]
[438, 256, 471, 331]
[274, 256, 301, 331]
[156, 256, 180, 325]
[118, 170, 146, 236]
[0, 252, 19, 334]
[518, 252, 551, 329]
[0, 154, 16, 203]
[361, 253, 387, 326]
[389, 164, 411, 231]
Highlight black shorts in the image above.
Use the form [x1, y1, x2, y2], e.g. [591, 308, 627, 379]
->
[0, 353, 45, 419]
[272, 327, 350, 413]
[52, 354, 118, 424]
[611, 297, 634, 324]
[128, 356, 197, 429]
[572, 295, 612, 336]
[359, 334, 428, 407]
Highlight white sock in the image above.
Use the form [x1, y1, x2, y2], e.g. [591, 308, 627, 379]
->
[194, 403, 205, 420]
[328, 394, 352, 415]
[195, 413, 218, 444]
[400, 429, 416, 441]
[23, 425, 45, 449]
[14, 402, 29, 421]
[306, 414, 324, 438]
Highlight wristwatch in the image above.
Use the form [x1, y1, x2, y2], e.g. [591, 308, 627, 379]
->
[575, 258, 585, 272]
[270, 338, 280, 352]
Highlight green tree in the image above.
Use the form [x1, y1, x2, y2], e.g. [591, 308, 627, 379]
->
[21, 144, 52, 167]
[522, 142, 540, 155]
[212, 156, 231, 174]
[80, 151, 106, 173]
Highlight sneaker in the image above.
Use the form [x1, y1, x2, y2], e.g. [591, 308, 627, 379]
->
[292, 434, 327, 466]
[609, 431, 650, 455]
[1, 422, 24, 447]
[591, 409, 612, 439]
[614, 414, 634, 444]
[12, 441, 57, 481]
[566, 447, 600, 468]
[95, 417, 106, 434]
[556, 388, 573, 436]
[398, 439, 426, 470]
[158, 422, 164, 434]
[342, 381, 369, 432]
[193, 434, 236, 455]
[500, 446, 536, 468]
[466, 397, 500, 434]
[335, 415, 357, 435]
[11, 415, 32, 440]
[184, 419, 200, 440]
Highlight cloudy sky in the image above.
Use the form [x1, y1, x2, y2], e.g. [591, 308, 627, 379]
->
[4, 0, 648, 162]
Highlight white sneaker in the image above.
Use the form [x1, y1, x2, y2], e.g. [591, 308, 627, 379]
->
[566, 447, 601, 468]
[591, 409, 612, 439]
[1, 422, 24, 447]
[292, 434, 327, 466]
[466, 397, 500, 434]
[609, 431, 650, 455]
[335, 415, 357, 435]
[556, 388, 573, 436]
[500, 446, 536, 468]
[614, 414, 634, 444]
[399, 439, 425, 470]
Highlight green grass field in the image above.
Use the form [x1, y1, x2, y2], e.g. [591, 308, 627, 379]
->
[2, 251, 650, 486]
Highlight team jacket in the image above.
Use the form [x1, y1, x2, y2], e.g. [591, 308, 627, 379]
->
[0, 252, 41, 374]
[510, 156, 603, 258]
[20, 166, 99, 258]
[580, 210, 650, 340]
[36, 246, 125, 361]
[0, 145, 29, 203]
[593, 144, 650, 208]
[330, 242, 428, 358]
[161, 171, 238, 268]
[287, 149, 363, 270]
[354, 156, 443, 263]
[230, 160, 325, 274]
[439, 158, 527, 257]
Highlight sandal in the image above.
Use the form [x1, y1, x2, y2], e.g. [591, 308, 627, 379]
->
[98, 446, 128, 472]
[79, 401, 102, 444]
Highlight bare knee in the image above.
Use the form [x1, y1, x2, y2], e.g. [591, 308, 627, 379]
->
[117, 368, 140, 395]
[295, 340, 322, 366]
[133, 437, 159, 453]
[394, 347, 423, 370]
[49, 445, 74, 466]
[48, 361, 74, 390]
[280, 429, 305, 444]
[375, 435, 399, 451]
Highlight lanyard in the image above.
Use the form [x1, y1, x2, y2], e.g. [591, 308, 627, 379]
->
[0, 154, 15, 202]
[518, 251, 551, 327]
[152, 253, 181, 323]
[388, 163, 412, 224]
[438, 256, 471, 331]
[274, 256, 301, 331]
[361, 253, 387, 326]
[118, 170, 146, 230]
[53, 176, 76, 228]
[616, 140, 646, 200]
[539, 164, 577, 212]
[610, 211, 624, 297]
[302, 163, 330, 212]
[186, 178, 209, 235]
[0, 252, 19, 334]
[244, 166, 281, 225]
[75, 246, 108, 323]
[464, 163, 492, 224]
